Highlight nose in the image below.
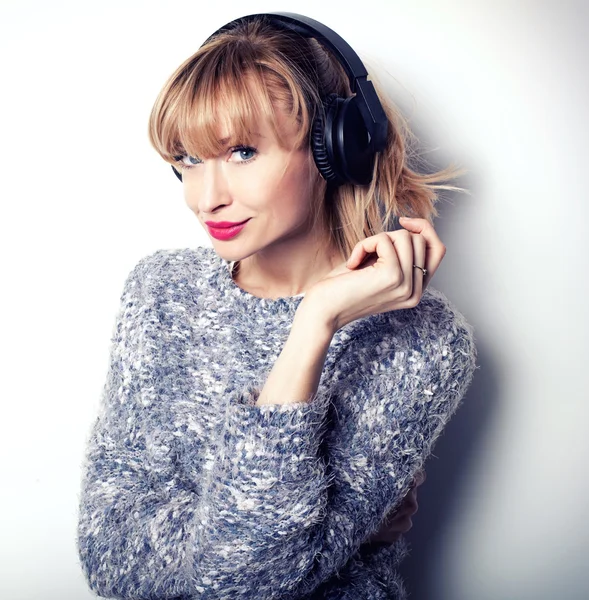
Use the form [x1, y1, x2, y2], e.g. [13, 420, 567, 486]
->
[190, 159, 230, 215]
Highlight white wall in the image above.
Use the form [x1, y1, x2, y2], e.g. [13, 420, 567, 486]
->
[1, 1, 587, 598]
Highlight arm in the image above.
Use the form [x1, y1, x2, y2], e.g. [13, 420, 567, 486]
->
[256, 297, 334, 406]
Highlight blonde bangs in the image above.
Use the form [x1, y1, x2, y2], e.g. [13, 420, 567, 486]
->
[148, 43, 312, 166]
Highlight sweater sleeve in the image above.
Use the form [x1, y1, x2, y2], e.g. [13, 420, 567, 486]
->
[187, 294, 478, 599]
[77, 256, 199, 599]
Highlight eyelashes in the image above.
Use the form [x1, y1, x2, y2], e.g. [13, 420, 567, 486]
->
[173, 145, 258, 171]
[230, 146, 257, 163]
[180, 155, 202, 167]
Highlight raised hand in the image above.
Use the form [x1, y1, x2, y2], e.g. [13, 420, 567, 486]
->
[308, 218, 446, 332]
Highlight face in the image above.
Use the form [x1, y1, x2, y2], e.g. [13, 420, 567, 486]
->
[179, 105, 324, 264]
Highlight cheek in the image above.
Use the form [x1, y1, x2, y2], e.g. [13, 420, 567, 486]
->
[279, 160, 317, 211]
[252, 160, 315, 218]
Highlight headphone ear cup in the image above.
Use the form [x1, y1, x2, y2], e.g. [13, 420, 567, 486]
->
[312, 93, 377, 186]
[334, 95, 376, 186]
[311, 94, 345, 185]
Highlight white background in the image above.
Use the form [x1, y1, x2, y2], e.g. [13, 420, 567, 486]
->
[1, 1, 587, 598]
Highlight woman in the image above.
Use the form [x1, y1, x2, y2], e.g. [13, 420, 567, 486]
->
[76, 13, 477, 600]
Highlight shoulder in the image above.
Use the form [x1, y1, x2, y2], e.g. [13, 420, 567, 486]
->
[393, 286, 477, 352]
[334, 287, 477, 383]
[120, 246, 217, 302]
[341, 287, 474, 345]
[399, 287, 478, 380]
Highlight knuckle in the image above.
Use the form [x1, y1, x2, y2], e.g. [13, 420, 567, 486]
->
[388, 270, 403, 287]
[402, 283, 413, 299]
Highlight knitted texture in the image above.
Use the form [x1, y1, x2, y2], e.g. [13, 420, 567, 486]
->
[76, 246, 478, 599]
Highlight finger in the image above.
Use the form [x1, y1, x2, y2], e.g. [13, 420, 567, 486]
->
[392, 231, 418, 298]
[399, 217, 446, 286]
[347, 232, 400, 274]
[370, 230, 419, 300]
[399, 218, 445, 288]
[349, 231, 417, 301]
[409, 232, 427, 296]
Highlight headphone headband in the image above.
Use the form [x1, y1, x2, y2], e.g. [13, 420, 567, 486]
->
[203, 12, 387, 150]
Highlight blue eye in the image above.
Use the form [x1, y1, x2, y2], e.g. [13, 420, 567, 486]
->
[172, 154, 202, 171]
[173, 145, 257, 171]
[234, 146, 256, 161]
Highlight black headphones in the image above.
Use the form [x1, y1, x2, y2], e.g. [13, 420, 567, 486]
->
[171, 12, 388, 187]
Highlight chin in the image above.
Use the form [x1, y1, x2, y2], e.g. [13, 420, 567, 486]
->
[209, 244, 243, 261]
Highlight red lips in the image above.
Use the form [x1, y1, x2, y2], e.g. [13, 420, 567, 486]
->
[204, 220, 249, 228]
[206, 219, 250, 241]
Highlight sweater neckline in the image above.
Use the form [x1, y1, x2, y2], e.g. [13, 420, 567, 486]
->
[211, 249, 307, 312]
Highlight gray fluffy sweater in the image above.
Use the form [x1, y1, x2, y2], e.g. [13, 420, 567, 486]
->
[76, 246, 478, 599]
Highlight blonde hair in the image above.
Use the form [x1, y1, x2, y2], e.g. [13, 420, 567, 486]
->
[148, 15, 466, 260]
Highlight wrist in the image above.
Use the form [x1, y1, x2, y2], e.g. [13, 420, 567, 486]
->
[297, 291, 338, 336]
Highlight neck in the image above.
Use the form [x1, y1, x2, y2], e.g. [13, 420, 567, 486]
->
[232, 236, 344, 300]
